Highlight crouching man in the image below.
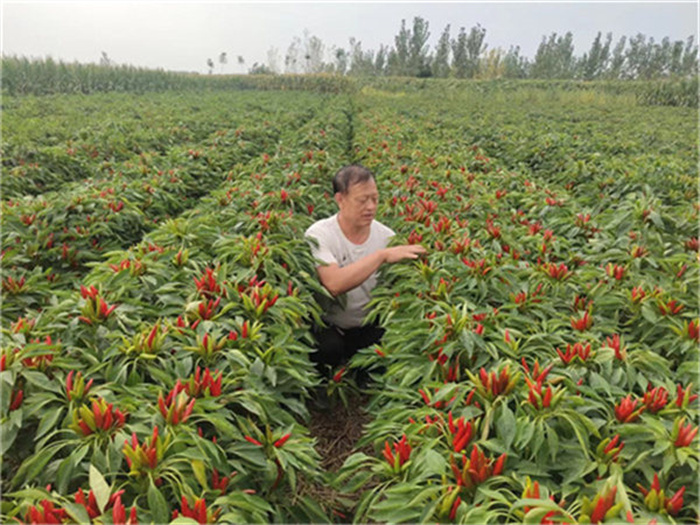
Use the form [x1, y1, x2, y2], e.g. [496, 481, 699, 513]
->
[305, 164, 426, 372]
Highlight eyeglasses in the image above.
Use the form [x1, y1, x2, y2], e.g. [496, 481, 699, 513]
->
[352, 195, 378, 206]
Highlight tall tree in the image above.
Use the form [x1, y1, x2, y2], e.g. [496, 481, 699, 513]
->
[375, 44, 389, 75]
[532, 32, 575, 78]
[333, 48, 349, 75]
[451, 27, 469, 78]
[680, 36, 698, 77]
[206, 58, 214, 75]
[606, 36, 627, 79]
[408, 16, 432, 77]
[285, 36, 302, 73]
[237, 55, 245, 74]
[579, 32, 612, 80]
[480, 48, 504, 79]
[390, 19, 411, 76]
[465, 24, 487, 78]
[348, 37, 375, 76]
[502, 45, 529, 78]
[432, 24, 451, 78]
[623, 33, 650, 79]
[303, 32, 325, 74]
[219, 52, 228, 74]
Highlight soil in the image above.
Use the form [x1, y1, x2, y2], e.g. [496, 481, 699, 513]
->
[296, 391, 377, 522]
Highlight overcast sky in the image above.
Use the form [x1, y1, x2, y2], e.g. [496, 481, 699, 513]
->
[2, 1, 698, 74]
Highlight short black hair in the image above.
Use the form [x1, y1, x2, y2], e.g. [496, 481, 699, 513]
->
[332, 164, 375, 194]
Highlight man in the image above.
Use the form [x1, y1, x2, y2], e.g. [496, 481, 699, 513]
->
[305, 164, 427, 371]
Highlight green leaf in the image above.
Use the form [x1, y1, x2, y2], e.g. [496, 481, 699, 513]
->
[202, 412, 236, 438]
[0, 419, 20, 455]
[496, 404, 516, 450]
[148, 479, 169, 525]
[13, 443, 62, 487]
[417, 449, 448, 478]
[546, 424, 560, 462]
[89, 464, 111, 513]
[35, 407, 65, 440]
[192, 459, 208, 490]
[21, 370, 62, 394]
[589, 372, 611, 396]
[63, 501, 91, 525]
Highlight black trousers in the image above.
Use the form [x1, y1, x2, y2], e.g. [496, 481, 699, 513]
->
[311, 322, 385, 369]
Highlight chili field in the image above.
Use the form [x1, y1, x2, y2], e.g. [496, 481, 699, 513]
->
[1, 82, 698, 524]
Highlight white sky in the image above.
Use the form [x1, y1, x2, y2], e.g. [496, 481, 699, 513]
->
[2, 1, 698, 74]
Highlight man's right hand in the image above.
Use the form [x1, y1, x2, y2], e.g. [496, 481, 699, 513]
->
[383, 244, 428, 263]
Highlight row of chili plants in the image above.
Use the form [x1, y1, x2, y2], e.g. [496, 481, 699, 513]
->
[329, 90, 699, 523]
[1, 90, 355, 523]
[1, 90, 330, 326]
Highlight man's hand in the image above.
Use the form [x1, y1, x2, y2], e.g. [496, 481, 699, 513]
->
[317, 244, 428, 297]
[383, 244, 427, 263]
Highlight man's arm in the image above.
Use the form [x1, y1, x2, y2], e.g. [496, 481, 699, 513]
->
[317, 245, 427, 297]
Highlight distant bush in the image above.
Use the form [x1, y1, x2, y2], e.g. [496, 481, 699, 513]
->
[3, 56, 696, 107]
[635, 77, 699, 107]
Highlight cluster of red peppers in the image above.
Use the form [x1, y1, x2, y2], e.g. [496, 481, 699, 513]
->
[238, 275, 279, 318]
[616, 384, 697, 423]
[74, 487, 136, 523]
[172, 496, 220, 524]
[181, 367, 223, 398]
[604, 334, 626, 360]
[450, 444, 506, 490]
[596, 434, 625, 463]
[570, 310, 594, 331]
[557, 342, 592, 365]
[637, 473, 685, 516]
[23, 500, 67, 524]
[579, 485, 626, 524]
[65, 370, 94, 402]
[671, 417, 699, 448]
[383, 434, 412, 473]
[541, 262, 570, 281]
[614, 395, 645, 423]
[123, 426, 170, 479]
[78, 284, 117, 325]
[445, 411, 474, 453]
[121, 321, 165, 356]
[185, 332, 228, 359]
[194, 267, 225, 298]
[2, 275, 26, 295]
[467, 364, 518, 402]
[69, 397, 127, 437]
[157, 384, 195, 425]
[605, 263, 626, 280]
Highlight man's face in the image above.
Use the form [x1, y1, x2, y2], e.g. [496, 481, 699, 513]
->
[336, 179, 379, 227]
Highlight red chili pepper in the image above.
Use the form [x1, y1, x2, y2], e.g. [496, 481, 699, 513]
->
[147, 323, 158, 348]
[666, 486, 686, 516]
[332, 367, 346, 383]
[615, 394, 645, 423]
[244, 435, 263, 446]
[675, 419, 698, 447]
[274, 433, 291, 448]
[66, 370, 74, 398]
[9, 388, 23, 411]
[449, 496, 461, 520]
[676, 383, 698, 408]
[492, 453, 506, 476]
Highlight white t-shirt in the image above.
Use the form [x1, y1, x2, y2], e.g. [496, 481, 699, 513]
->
[305, 214, 395, 329]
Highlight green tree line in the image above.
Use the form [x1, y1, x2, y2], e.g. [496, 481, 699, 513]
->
[249, 17, 697, 80]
